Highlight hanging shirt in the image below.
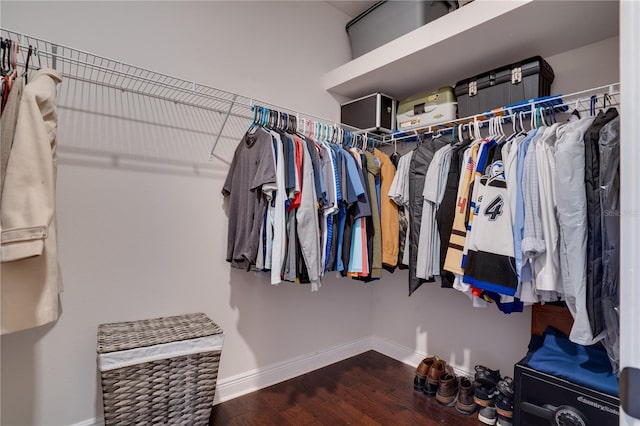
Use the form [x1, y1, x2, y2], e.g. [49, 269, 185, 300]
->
[340, 149, 367, 275]
[463, 143, 519, 296]
[513, 128, 539, 302]
[416, 144, 452, 280]
[408, 137, 449, 295]
[521, 127, 547, 299]
[535, 123, 562, 298]
[223, 127, 277, 270]
[436, 139, 471, 288]
[501, 134, 523, 282]
[584, 108, 619, 339]
[374, 148, 399, 268]
[443, 142, 479, 276]
[347, 150, 370, 276]
[256, 132, 279, 271]
[364, 151, 382, 279]
[294, 135, 322, 290]
[269, 131, 287, 284]
[388, 151, 413, 266]
[554, 116, 599, 345]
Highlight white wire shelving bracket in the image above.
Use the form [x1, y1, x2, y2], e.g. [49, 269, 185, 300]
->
[0, 28, 365, 161]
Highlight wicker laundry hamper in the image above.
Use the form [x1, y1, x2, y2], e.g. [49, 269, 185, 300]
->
[97, 313, 224, 426]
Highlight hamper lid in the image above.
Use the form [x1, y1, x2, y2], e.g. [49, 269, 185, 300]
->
[97, 312, 223, 354]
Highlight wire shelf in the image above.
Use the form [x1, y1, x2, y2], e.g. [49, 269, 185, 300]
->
[1, 28, 621, 159]
[385, 83, 621, 144]
[1, 28, 363, 160]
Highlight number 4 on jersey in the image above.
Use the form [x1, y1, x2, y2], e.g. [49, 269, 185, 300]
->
[484, 195, 504, 221]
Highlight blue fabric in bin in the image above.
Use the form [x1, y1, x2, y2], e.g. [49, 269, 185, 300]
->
[526, 327, 618, 396]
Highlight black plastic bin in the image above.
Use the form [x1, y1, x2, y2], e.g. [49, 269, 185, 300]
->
[454, 56, 554, 117]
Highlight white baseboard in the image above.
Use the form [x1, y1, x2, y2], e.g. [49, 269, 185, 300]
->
[70, 335, 474, 426]
[371, 335, 473, 378]
[69, 418, 103, 426]
[214, 336, 372, 404]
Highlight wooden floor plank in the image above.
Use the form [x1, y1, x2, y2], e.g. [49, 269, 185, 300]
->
[210, 350, 480, 425]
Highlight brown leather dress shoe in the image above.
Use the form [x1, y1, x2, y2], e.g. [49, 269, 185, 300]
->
[423, 359, 447, 396]
[413, 356, 437, 391]
[436, 373, 459, 406]
[455, 376, 477, 415]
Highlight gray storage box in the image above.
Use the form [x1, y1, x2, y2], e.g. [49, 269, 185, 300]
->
[341, 93, 396, 134]
[346, 1, 457, 59]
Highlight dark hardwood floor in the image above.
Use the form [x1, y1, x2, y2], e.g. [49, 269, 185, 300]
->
[210, 350, 481, 425]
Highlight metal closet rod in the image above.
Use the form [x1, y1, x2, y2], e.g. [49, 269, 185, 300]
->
[386, 83, 621, 143]
[0, 28, 362, 155]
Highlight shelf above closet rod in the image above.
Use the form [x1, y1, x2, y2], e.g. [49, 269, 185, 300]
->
[0, 28, 364, 160]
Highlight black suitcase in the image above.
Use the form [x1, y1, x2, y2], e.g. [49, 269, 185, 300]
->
[340, 93, 397, 134]
[514, 362, 619, 426]
[454, 56, 554, 117]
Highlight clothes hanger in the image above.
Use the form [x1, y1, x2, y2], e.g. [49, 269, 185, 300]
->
[0, 38, 5, 76]
[520, 111, 527, 133]
[2, 39, 9, 77]
[247, 106, 259, 133]
[504, 113, 517, 141]
[495, 116, 505, 143]
[267, 108, 273, 128]
[23, 45, 33, 84]
[488, 117, 495, 141]
[34, 46, 42, 70]
[474, 117, 481, 141]
[603, 93, 614, 112]
[570, 98, 582, 120]
[589, 95, 597, 116]
[539, 107, 547, 127]
[5, 39, 17, 90]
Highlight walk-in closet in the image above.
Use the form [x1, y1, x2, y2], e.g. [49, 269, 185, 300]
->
[1, 1, 638, 425]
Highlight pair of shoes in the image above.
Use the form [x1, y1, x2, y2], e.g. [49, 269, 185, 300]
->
[424, 359, 449, 396]
[495, 376, 514, 420]
[474, 384, 499, 407]
[474, 365, 501, 388]
[478, 405, 513, 426]
[455, 376, 477, 415]
[435, 373, 458, 406]
[413, 356, 437, 391]
[478, 404, 497, 425]
[497, 415, 513, 426]
[473, 365, 502, 407]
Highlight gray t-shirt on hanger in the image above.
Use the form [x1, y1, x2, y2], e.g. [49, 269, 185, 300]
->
[223, 127, 277, 269]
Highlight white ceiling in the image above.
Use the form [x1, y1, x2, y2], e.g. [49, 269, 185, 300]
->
[326, 1, 378, 19]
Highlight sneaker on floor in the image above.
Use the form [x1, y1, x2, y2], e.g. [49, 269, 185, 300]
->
[436, 372, 459, 406]
[496, 376, 514, 397]
[495, 394, 513, 419]
[495, 376, 514, 419]
[474, 365, 502, 388]
[414, 356, 437, 391]
[478, 403, 498, 425]
[497, 414, 513, 426]
[474, 384, 498, 407]
[455, 376, 477, 415]
[423, 359, 447, 397]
